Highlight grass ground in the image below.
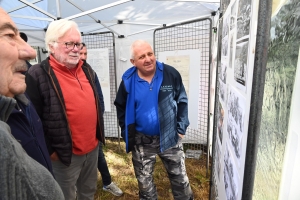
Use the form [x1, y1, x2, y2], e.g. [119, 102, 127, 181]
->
[94, 139, 210, 200]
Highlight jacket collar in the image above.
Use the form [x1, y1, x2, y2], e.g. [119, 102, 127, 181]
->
[15, 94, 29, 106]
[0, 95, 16, 122]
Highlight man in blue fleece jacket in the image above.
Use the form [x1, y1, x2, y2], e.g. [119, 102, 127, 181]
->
[114, 40, 194, 200]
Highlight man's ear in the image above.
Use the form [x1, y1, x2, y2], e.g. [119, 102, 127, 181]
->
[49, 44, 55, 54]
[130, 59, 135, 65]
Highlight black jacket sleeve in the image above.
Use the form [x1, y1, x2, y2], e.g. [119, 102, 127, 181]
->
[94, 73, 105, 115]
[114, 81, 127, 138]
[25, 72, 43, 118]
[25, 67, 54, 155]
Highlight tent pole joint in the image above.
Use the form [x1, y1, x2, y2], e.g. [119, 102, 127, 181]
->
[212, 27, 217, 33]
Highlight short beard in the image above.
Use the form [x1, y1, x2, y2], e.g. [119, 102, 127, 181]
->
[54, 54, 79, 69]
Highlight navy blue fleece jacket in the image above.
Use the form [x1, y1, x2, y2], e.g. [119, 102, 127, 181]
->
[114, 61, 189, 153]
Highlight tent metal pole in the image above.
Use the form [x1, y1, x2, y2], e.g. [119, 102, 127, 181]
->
[66, 0, 98, 22]
[66, 0, 124, 36]
[82, 24, 117, 34]
[167, 15, 211, 26]
[65, 0, 133, 20]
[56, 0, 61, 19]
[17, 29, 44, 31]
[97, 23, 122, 37]
[8, 0, 42, 13]
[122, 22, 161, 26]
[127, 27, 160, 37]
[127, 14, 211, 37]
[18, 0, 57, 19]
[22, 33, 44, 42]
[9, 15, 54, 22]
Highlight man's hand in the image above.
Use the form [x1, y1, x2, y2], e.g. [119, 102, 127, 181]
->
[178, 133, 184, 139]
[50, 152, 59, 161]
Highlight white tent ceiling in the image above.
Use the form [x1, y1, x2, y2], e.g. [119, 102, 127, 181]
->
[1, 0, 219, 47]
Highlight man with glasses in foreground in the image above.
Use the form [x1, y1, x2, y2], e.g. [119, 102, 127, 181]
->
[25, 19, 105, 200]
[0, 7, 64, 199]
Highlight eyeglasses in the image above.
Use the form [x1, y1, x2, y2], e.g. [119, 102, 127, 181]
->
[56, 41, 84, 50]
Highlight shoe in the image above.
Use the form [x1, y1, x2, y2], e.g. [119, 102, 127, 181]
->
[103, 182, 123, 196]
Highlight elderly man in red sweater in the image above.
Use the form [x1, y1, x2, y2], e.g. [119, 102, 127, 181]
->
[25, 19, 105, 200]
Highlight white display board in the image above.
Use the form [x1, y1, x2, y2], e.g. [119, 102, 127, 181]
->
[86, 48, 111, 111]
[158, 49, 201, 130]
[212, 0, 259, 199]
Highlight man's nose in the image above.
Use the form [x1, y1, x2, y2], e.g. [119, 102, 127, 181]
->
[145, 55, 151, 62]
[18, 38, 37, 60]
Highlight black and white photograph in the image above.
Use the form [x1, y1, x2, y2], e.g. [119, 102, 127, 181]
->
[224, 143, 239, 200]
[234, 41, 249, 89]
[221, 0, 231, 12]
[226, 85, 245, 163]
[221, 11, 230, 58]
[230, 0, 238, 31]
[220, 59, 227, 84]
[236, 0, 251, 40]
[228, 0, 237, 69]
[228, 32, 236, 69]
[222, 12, 229, 38]
[215, 138, 222, 181]
[221, 37, 229, 57]
[217, 101, 224, 144]
[218, 78, 227, 105]
[223, 166, 233, 200]
[226, 118, 241, 160]
[213, 171, 219, 200]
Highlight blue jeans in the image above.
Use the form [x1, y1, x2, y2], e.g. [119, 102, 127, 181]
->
[98, 142, 112, 186]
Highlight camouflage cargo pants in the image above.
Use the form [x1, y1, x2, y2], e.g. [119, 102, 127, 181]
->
[132, 132, 194, 200]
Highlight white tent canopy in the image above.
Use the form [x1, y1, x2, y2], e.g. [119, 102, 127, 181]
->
[1, 0, 220, 145]
[1, 0, 220, 83]
[1, 0, 219, 47]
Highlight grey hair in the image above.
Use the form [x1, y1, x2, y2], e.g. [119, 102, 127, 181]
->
[130, 40, 153, 59]
[45, 19, 81, 52]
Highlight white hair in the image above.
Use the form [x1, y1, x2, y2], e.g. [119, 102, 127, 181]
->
[130, 40, 153, 59]
[45, 19, 81, 52]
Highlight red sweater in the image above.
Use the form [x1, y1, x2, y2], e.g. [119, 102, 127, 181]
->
[49, 55, 98, 155]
